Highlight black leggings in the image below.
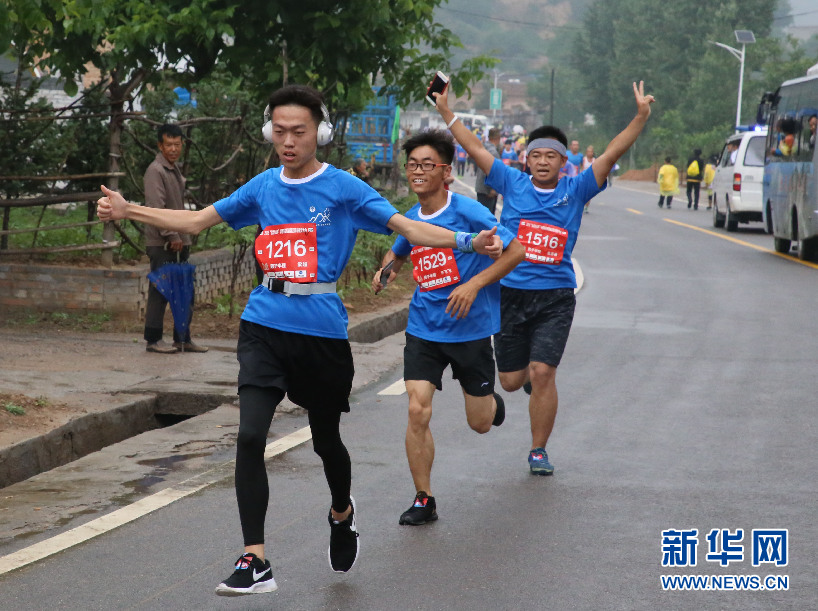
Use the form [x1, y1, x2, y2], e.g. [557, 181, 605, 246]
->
[235, 385, 352, 546]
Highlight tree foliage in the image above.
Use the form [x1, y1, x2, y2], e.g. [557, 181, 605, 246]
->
[2, 1, 498, 276]
[1, 1, 493, 117]
[525, 0, 817, 166]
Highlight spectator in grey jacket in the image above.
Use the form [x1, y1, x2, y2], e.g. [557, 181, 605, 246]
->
[143, 123, 208, 354]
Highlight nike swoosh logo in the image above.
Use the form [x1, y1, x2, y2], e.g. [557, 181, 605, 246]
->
[253, 567, 271, 581]
[481, 382, 489, 387]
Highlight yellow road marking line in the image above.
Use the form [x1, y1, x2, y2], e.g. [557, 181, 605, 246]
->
[626, 208, 643, 215]
[663, 219, 818, 270]
[0, 427, 313, 576]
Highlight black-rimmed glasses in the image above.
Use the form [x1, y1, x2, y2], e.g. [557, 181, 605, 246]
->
[404, 162, 449, 171]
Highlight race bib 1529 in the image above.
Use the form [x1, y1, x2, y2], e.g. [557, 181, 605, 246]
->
[410, 246, 461, 292]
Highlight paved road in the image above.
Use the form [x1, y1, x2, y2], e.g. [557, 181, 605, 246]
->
[1, 182, 815, 609]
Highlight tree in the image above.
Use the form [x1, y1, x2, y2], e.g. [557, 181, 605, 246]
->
[566, 0, 799, 167]
[3, 1, 494, 263]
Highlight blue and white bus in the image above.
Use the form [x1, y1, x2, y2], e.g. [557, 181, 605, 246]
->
[761, 66, 818, 261]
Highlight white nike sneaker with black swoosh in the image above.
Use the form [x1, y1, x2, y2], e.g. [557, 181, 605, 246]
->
[215, 553, 278, 596]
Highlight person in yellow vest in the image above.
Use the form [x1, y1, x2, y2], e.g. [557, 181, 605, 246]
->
[685, 148, 704, 209]
[657, 157, 679, 209]
[703, 156, 716, 210]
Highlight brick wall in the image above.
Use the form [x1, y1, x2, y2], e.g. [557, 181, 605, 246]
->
[0, 248, 256, 319]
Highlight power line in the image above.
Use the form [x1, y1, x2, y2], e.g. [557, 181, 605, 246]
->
[438, 6, 581, 30]
[773, 8, 818, 22]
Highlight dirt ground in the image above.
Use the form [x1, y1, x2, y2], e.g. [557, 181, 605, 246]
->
[0, 394, 79, 443]
[0, 275, 416, 443]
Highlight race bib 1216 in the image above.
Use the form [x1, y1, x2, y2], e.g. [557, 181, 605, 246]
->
[255, 223, 318, 282]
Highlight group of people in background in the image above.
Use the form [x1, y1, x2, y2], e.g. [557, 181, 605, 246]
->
[657, 148, 717, 210]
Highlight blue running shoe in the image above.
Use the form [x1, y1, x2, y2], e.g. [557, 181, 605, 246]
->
[528, 447, 554, 475]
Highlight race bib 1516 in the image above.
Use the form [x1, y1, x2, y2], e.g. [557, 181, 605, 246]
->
[517, 219, 568, 265]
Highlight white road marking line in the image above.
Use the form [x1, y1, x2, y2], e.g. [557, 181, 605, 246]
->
[378, 378, 406, 395]
[451, 175, 476, 196]
[0, 426, 313, 576]
[574, 259, 584, 294]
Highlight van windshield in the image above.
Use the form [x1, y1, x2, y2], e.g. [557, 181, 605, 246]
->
[744, 136, 766, 166]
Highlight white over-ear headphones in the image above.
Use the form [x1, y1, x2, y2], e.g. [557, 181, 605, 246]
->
[261, 103, 335, 146]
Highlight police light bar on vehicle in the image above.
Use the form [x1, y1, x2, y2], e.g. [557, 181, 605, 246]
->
[735, 124, 766, 133]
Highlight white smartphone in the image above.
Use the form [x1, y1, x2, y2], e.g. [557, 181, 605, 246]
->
[425, 71, 449, 106]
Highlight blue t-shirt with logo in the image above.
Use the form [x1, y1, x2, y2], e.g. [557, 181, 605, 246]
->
[213, 163, 398, 339]
[391, 191, 516, 343]
[486, 158, 604, 290]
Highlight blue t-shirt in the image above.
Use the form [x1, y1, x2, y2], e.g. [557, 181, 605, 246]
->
[486, 158, 605, 290]
[567, 151, 584, 168]
[392, 191, 516, 343]
[213, 163, 398, 339]
[501, 148, 518, 162]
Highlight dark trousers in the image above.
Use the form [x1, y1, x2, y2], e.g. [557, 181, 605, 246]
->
[235, 385, 351, 545]
[144, 245, 192, 344]
[476, 192, 498, 215]
[686, 181, 701, 208]
[658, 195, 673, 208]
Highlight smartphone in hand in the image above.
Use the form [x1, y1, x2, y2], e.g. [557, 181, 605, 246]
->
[425, 71, 449, 106]
[379, 260, 395, 289]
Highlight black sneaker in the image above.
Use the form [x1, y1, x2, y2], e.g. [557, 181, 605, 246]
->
[492, 392, 505, 426]
[328, 496, 359, 573]
[399, 491, 438, 525]
[215, 553, 277, 596]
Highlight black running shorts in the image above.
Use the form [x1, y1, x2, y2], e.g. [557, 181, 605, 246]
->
[237, 320, 354, 412]
[494, 287, 576, 372]
[403, 333, 495, 397]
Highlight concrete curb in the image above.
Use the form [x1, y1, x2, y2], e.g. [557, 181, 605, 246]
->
[0, 304, 408, 490]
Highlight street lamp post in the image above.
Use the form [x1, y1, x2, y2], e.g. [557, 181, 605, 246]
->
[709, 30, 755, 129]
[492, 69, 505, 120]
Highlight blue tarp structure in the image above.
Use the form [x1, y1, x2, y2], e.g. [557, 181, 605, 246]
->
[147, 262, 196, 341]
[173, 87, 197, 108]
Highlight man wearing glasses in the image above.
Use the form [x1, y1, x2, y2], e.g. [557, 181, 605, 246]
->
[373, 129, 524, 525]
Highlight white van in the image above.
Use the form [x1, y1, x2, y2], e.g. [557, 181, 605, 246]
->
[712, 128, 767, 231]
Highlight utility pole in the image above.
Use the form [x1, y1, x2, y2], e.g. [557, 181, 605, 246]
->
[550, 68, 555, 125]
[492, 69, 505, 121]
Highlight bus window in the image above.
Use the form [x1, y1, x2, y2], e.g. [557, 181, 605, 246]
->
[798, 111, 818, 160]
